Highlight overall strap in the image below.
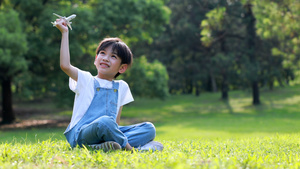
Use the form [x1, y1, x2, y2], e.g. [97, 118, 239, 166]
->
[112, 81, 119, 90]
[93, 78, 101, 91]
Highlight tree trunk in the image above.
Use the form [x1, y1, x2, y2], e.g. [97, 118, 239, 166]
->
[1, 77, 15, 124]
[209, 71, 218, 92]
[219, 30, 228, 100]
[186, 79, 193, 94]
[245, 3, 260, 105]
[221, 74, 229, 100]
[268, 78, 274, 90]
[252, 81, 260, 105]
[195, 81, 200, 96]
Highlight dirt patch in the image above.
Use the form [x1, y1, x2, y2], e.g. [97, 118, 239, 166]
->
[0, 103, 70, 130]
[0, 119, 69, 131]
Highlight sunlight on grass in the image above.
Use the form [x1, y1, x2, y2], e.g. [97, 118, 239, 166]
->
[2, 86, 300, 168]
[228, 98, 254, 114]
[1, 134, 300, 168]
[279, 95, 300, 105]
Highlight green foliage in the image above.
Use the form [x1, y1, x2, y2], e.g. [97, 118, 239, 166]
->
[148, 0, 214, 95]
[0, 8, 27, 78]
[6, 0, 170, 104]
[253, 0, 300, 68]
[2, 0, 300, 107]
[121, 56, 169, 99]
[200, 7, 226, 47]
[89, 0, 170, 44]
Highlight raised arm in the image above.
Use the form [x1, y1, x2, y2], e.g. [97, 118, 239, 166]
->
[55, 19, 78, 81]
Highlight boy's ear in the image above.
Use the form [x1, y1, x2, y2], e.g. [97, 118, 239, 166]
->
[118, 64, 128, 74]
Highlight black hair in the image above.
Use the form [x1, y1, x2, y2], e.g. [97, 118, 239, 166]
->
[96, 37, 133, 78]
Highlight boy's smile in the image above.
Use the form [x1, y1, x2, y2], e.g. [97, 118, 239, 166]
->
[94, 45, 127, 81]
[99, 62, 110, 68]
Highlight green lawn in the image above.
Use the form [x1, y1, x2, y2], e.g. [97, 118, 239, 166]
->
[1, 86, 300, 168]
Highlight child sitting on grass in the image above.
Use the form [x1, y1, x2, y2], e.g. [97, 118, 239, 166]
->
[54, 18, 163, 152]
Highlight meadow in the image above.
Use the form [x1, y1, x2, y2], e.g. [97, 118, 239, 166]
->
[1, 85, 300, 168]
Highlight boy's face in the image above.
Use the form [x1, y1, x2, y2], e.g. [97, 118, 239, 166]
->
[94, 45, 128, 81]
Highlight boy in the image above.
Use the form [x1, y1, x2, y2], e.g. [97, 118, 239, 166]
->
[54, 18, 163, 152]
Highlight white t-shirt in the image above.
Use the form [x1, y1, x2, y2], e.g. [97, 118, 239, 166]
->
[66, 68, 134, 131]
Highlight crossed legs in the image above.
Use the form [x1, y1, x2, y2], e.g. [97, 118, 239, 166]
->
[77, 115, 156, 149]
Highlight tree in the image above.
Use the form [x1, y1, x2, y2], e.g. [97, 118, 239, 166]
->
[243, 2, 260, 105]
[240, 0, 300, 105]
[121, 56, 169, 99]
[253, 0, 300, 72]
[147, 0, 215, 95]
[10, 0, 170, 107]
[200, 3, 245, 100]
[0, 7, 28, 124]
[200, 0, 289, 105]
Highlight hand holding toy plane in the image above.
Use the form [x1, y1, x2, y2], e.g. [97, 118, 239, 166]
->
[51, 13, 76, 30]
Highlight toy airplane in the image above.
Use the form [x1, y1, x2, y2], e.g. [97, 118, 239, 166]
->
[51, 13, 76, 30]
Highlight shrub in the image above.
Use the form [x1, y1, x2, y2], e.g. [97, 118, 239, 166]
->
[121, 56, 169, 99]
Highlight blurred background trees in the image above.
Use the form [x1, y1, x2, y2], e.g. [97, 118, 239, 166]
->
[0, 7, 27, 123]
[1, 0, 300, 124]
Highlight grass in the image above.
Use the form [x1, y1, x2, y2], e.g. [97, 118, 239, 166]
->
[1, 135, 300, 168]
[1, 85, 300, 168]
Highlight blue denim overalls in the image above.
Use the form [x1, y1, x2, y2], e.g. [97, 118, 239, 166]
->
[64, 78, 155, 148]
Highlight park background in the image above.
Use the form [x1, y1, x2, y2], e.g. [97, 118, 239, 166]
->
[1, 0, 300, 168]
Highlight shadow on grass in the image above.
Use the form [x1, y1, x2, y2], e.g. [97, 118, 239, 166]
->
[129, 86, 300, 136]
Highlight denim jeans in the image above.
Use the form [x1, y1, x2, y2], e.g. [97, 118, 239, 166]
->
[77, 115, 156, 148]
